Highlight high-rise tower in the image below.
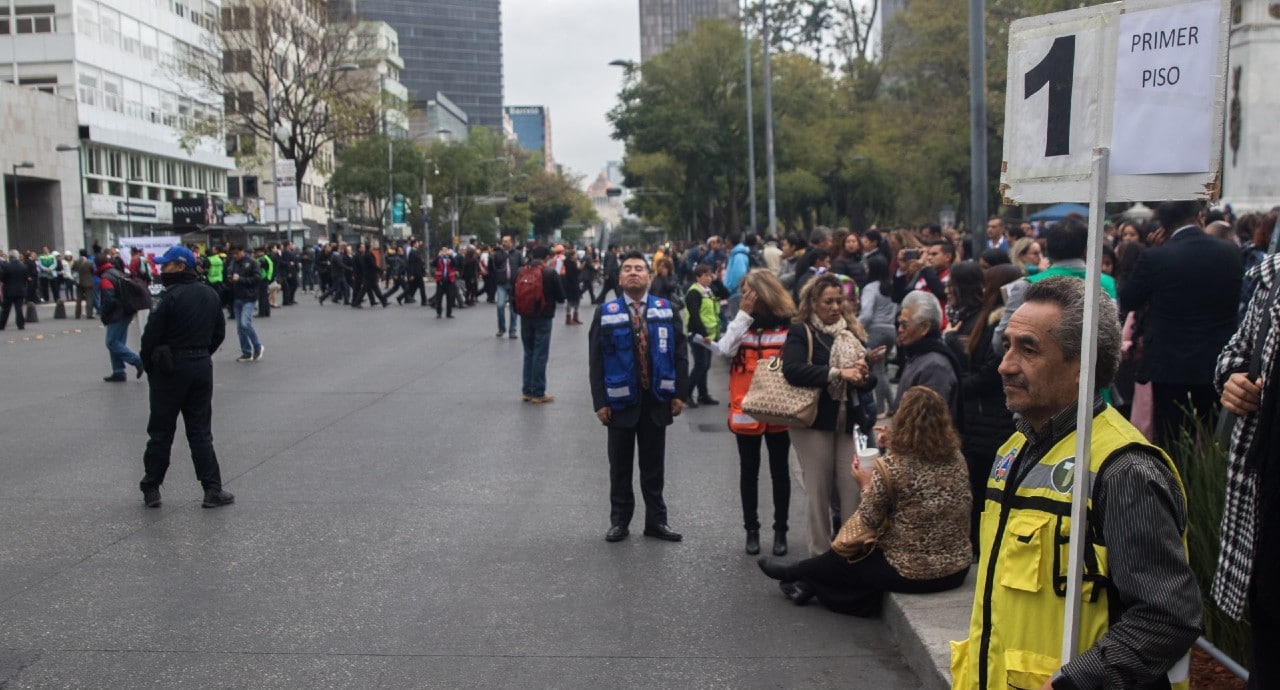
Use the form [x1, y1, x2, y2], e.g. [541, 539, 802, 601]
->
[639, 0, 739, 62]
[332, 1, 503, 129]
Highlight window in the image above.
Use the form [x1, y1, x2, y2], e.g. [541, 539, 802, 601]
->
[237, 91, 254, 114]
[242, 176, 258, 197]
[78, 70, 99, 106]
[222, 50, 251, 73]
[13, 5, 57, 34]
[228, 177, 241, 198]
[220, 5, 250, 30]
[224, 90, 236, 113]
[98, 6, 118, 47]
[128, 155, 143, 180]
[106, 151, 122, 178]
[19, 76, 58, 95]
[102, 74, 122, 112]
[77, 1, 97, 39]
[120, 16, 139, 54]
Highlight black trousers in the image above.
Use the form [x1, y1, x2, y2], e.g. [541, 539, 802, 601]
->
[0, 296, 25, 329]
[788, 550, 970, 617]
[736, 431, 791, 532]
[284, 276, 298, 304]
[432, 281, 457, 315]
[596, 275, 618, 304]
[1151, 381, 1217, 449]
[140, 357, 223, 492]
[319, 275, 347, 303]
[257, 281, 270, 317]
[354, 278, 386, 306]
[607, 402, 668, 528]
[403, 277, 426, 304]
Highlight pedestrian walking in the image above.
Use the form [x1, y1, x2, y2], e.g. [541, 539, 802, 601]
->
[515, 246, 565, 403]
[431, 246, 459, 318]
[137, 246, 234, 509]
[72, 249, 96, 319]
[226, 244, 263, 362]
[96, 260, 145, 381]
[590, 251, 688, 543]
[0, 250, 29, 330]
[490, 235, 521, 337]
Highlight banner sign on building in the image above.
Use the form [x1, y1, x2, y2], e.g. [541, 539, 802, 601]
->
[86, 194, 174, 224]
[119, 236, 182, 267]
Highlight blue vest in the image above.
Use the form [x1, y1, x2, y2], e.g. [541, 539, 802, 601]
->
[599, 295, 679, 408]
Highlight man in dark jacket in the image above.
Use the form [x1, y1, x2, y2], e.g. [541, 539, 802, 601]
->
[137, 246, 233, 509]
[403, 239, 427, 305]
[595, 244, 621, 304]
[1119, 200, 1244, 446]
[97, 261, 145, 381]
[518, 246, 566, 403]
[0, 250, 29, 330]
[490, 235, 522, 337]
[351, 243, 387, 308]
[317, 244, 348, 305]
[226, 244, 263, 362]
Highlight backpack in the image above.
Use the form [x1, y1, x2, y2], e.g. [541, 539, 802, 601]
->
[513, 264, 546, 317]
[106, 268, 153, 313]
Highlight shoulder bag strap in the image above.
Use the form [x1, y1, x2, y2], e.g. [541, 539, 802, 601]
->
[805, 324, 814, 365]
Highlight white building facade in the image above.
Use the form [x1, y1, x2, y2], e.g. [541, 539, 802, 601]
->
[1222, 0, 1280, 212]
[1, 0, 234, 250]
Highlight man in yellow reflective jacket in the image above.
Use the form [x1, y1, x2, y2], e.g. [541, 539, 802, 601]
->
[950, 277, 1199, 690]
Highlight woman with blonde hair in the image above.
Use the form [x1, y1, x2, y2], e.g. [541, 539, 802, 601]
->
[1009, 237, 1046, 276]
[757, 386, 972, 615]
[714, 269, 797, 555]
[781, 273, 874, 556]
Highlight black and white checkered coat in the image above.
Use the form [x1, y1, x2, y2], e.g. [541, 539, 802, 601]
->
[1212, 253, 1280, 619]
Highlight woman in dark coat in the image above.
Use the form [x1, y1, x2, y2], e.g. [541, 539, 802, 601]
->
[945, 262, 1021, 553]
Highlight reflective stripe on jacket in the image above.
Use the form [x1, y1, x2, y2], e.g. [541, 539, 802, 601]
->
[727, 328, 789, 435]
[599, 295, 679, 408]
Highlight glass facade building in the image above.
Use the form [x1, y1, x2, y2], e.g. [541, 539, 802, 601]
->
[332, 0, 503, 129]
[639, 0, 739, 62]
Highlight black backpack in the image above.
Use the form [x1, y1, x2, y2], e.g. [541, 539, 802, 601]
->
[106, 268, 153, 313]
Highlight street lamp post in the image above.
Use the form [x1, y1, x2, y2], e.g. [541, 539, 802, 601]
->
[761, 1, 778, 239]
[742, 15, 758, 234]
[436, 128, 458, 248]
[10, 161, 35, 247]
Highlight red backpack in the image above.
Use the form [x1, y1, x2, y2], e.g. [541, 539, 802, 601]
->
[513, 264, 545, 317]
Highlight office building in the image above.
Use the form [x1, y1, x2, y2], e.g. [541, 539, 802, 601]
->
[408, 91, 468, 144]
[331, 0, 503, 129]
[639, 0, 738, 62]
[503, 105, 553, 172]
[0, 0, 234, 250]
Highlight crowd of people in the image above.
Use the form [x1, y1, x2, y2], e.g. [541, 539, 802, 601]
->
[6, 197, 1279, 687]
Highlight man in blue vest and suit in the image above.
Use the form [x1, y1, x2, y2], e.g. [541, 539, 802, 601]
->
[590, 251, 689, 543]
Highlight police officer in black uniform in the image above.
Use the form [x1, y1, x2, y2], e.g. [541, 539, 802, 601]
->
[137, 246, 234, 509]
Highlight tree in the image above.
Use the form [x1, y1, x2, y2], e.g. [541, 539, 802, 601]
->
[329, 136, 430, 228]
[745, 0, 879, 70]
[181, 0, 379, 186]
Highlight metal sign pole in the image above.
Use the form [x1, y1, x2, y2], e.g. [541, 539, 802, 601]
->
[1061, 146, 1109, 661]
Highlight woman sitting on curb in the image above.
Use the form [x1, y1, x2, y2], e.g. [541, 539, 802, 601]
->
[756, 386, 971, 616]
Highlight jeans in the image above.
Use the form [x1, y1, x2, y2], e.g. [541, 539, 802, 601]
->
[105, 319, 141, 375]
[520, 316, 553, 397]
[234, 300, 261, 357]
[495, 283, 518, 334]
[689, 343, 712, 399]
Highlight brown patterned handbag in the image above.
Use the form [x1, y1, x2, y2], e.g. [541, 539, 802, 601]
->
[832, 456, 896, 562]
[741, 326, 820, 428]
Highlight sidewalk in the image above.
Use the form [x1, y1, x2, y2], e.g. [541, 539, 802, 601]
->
[884, 572, 974, 689]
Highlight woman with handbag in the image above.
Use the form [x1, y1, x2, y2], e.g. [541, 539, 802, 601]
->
[756, 387, 972, 616]
[782, 273, 873, 557]
[713, 269, 797, 556]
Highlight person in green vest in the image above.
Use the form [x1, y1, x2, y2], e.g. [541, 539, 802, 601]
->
[253, 246, 273, 318]
[991, 218, 1116, 355]
[950, 276, 1199, 690]
[205, 247, 229, 319]
[684, 265, 721, 408]
[37, 246, 57, 302]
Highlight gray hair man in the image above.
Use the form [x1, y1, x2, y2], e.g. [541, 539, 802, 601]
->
[951, 276, 1199, 689]
[893, 290, 959, 417]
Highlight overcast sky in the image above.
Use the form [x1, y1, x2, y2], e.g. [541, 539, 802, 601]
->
[503, 1, 640, 187]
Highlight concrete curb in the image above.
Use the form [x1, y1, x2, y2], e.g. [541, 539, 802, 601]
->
[884, 571, 976, 690]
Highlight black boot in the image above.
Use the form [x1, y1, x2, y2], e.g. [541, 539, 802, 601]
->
[757, 556, 793, 581]
[745, 529, 760, 555]
[779, 580, 815, 605]
[772, 529, 788, 556]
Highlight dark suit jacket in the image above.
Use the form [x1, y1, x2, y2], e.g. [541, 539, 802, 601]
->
[1119, 226, 1243, 385]
[588, 297, 689, 428]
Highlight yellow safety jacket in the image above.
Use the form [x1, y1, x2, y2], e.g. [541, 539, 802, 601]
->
[949, 405, 1189, 690]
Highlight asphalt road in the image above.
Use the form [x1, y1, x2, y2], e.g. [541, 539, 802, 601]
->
[0, 296, 919, 688]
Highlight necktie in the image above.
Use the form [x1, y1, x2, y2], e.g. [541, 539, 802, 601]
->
[631, 301, 650, 391]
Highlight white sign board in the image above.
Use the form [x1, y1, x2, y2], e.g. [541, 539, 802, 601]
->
[1110, 0, 1222, 174]
[275, 159, 298, 212]
[1001, 0, 1229, 203]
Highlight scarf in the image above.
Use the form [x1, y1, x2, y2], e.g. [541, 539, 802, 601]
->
[809, 314, 864, 401]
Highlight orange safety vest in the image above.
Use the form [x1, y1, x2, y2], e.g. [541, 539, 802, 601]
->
[728, 327, 791, 435]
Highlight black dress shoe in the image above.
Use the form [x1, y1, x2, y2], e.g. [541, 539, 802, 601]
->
[142, 489, 161, 508]
[202, 489, 235, 508]
[643, 523, 682, 541]
[772, 530, 788, 556]
[103, 373, 127, 382]
[605, 525, 629, 542]
[745, 529, 761, 555]
[699, 396, 720, 406]
[757, 556, 792, 581]
[780, 580, 815, 605]
[685, 398, 699, 409]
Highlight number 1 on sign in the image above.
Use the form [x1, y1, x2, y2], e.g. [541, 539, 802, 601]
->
[1024, 35, 1076, 157]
